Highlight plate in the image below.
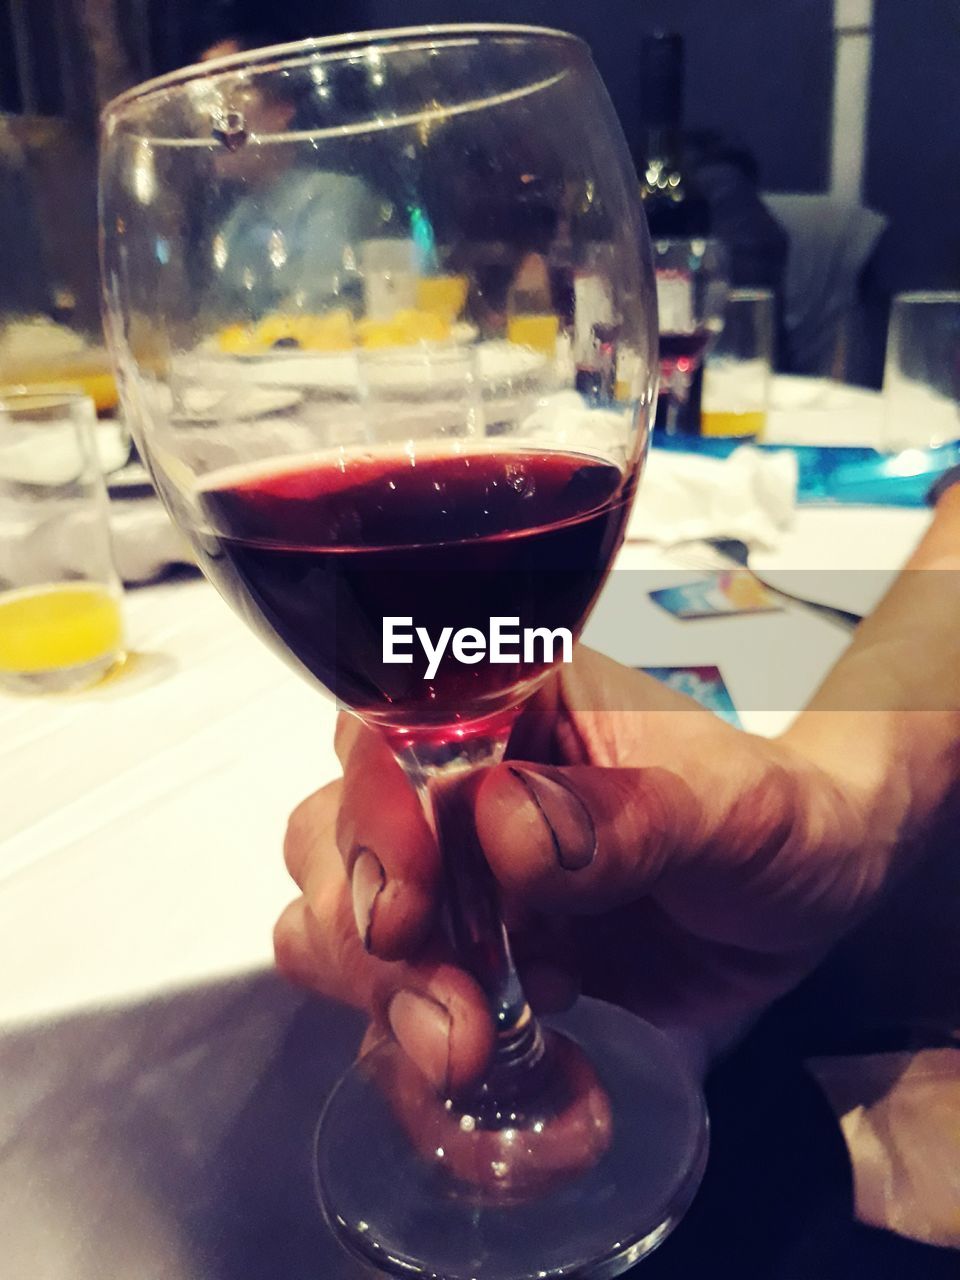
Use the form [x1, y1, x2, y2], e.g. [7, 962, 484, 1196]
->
[195, 340, 551, 397]
[169, 386, 303, 423]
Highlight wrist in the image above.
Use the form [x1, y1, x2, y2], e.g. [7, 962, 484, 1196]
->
[778, 708, 951, 879]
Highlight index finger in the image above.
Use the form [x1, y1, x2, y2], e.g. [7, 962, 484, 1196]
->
[335, 713, 441, 960]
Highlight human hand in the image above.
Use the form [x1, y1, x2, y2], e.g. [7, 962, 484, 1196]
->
[275, 646, 903, 1090]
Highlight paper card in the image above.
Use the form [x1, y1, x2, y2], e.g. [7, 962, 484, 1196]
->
[649, 571, 783, 619]
[640, 664, 742, 727]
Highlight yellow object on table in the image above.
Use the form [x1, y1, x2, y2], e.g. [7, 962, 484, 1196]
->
[0, 364, 119, 414]
[0, 319, 120, 414]
[356, 309, 451, 349]
[0, 583, 123, 676]
[218, 304, 457, 356]
[415, 275, 469, 323]
[720, 570, 774, 610]
[507, 313, 559, 356]
[218, 309, 356, 354]
[701, 409, 767, 439]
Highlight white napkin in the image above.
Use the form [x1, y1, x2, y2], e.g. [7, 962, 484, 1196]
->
[628, 445, 797, 550]
[519, 392, 797, 550]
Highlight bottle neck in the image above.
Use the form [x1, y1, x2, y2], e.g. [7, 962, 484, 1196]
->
[639, 32, 687, 194]
[642, 125, 684, 183]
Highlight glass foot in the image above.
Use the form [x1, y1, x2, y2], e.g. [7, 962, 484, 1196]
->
[316, 997, 708, 1280]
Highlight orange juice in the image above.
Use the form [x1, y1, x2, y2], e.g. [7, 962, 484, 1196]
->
[0, 583, 123, 675]
[700, 409, 766, 439]
[415, 275, 469, 323]
[0, 369, 119, 414]
[507, 313, 559, 356]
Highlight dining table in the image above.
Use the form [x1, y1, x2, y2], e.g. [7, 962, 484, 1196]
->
[1, 375, 954, 1280]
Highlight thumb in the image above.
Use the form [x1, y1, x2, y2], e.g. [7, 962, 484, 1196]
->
[475, 761, 700, 913]
[475, 754, 795, 917]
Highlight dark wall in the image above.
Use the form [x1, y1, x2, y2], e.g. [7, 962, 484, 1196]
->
[865, 0, 960, 291]
[0, 0, 21, 113]
[280, 0, 836, 193]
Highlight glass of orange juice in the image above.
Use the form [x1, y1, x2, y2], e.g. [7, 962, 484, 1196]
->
[701, 288, 775, 440]
[0, 392, 124, 693]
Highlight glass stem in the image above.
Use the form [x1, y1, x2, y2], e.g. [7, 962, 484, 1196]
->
[394, 731, 545, 1094]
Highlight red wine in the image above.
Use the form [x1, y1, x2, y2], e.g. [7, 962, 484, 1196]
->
[196, 448, 634, 732]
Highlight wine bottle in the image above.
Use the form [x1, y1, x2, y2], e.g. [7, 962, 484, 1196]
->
[638, 34, 709, 432]
[637, 33, 710, 238]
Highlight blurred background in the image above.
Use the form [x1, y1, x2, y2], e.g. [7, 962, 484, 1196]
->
[1, 14, 959, 1274]
[0, 0, 957, 399]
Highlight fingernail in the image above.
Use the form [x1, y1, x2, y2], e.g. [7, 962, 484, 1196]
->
[351, 848, 384, 951]
[508, 766, 596, 870]
[388, 990, 451, 1093]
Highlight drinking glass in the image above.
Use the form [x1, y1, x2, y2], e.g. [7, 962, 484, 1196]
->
[0, 391, 124, 693]
[882, 291, 960, 453]
[100, 26, 706, 1279]
[701, 287, 775, 440]
[652, 237, 729, 434]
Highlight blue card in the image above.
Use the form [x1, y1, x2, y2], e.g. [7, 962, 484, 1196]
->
[640, 664, 742, 727]
[650, 571, 783, 619]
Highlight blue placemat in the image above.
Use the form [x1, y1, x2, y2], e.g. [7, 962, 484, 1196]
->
[652, 432, 960, 507]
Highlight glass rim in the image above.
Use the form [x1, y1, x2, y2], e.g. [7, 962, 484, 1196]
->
[102, 23, 586, 122]
[893, 290, 960, 305]
[0, 388, 96, 416]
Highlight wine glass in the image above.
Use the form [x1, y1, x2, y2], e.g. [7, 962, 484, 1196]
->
[653, 237, 729, 434]
[100, 26, 707, 1279]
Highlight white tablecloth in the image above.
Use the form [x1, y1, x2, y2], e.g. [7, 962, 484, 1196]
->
[0, 421, 931, 1278]
[0, 579, 374, 1278]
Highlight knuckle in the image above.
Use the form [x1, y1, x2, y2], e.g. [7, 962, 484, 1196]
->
[283, 780, 341, 879]
[727, 760, 801, 869]
[334, 803, 356, 862]
[304, 866, 345, 928]
[334, 712, 360, 765]
[282, 802, 309, 868]
[272, 901, 306, 977]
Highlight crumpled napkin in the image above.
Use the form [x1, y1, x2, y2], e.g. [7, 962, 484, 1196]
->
[628, 445, 798, 550]
[808, 1048, 960, 1248]
[519, 391, 798, 551]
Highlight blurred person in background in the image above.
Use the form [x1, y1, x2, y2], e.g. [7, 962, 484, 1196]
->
[185, 29, 384, 319]
[686, 129, 788, 296]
